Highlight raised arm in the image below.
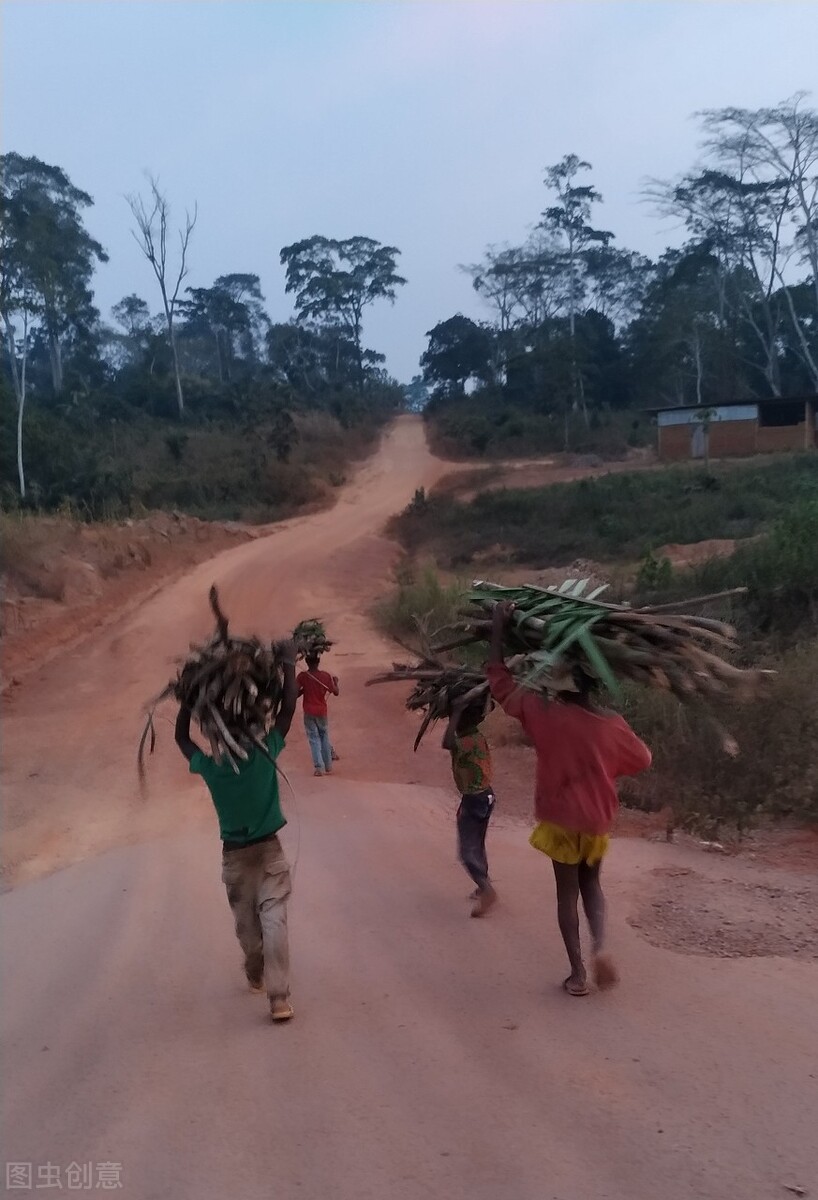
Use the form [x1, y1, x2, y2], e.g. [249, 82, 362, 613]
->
[489, 600, 515, 665]
[441, 696, 467, 752]
[275, 639, 299, 739]
[486, 601, 529, 722]
[175, 704, 199, 762]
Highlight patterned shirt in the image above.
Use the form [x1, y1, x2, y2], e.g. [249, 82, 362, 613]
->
[451, 730, 493, 796]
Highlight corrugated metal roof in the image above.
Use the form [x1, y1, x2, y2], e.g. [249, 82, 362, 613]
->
[644, 394, 817, 415]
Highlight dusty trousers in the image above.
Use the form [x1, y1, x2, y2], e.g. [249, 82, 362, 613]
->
[456, 789, 496, 892]
[221, 835, 292, 1001]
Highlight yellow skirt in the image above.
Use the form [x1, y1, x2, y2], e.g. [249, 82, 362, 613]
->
[529, 820, 609, 866]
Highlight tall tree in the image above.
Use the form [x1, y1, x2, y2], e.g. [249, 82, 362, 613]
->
[181, 273, 268, 381]
[538, 155, 613, 418]
[652, 97, 818, 394]
[127, 176, 197, 416]
[420, 315, 495, 396]
[539, 156, 614, 338]
[0, 154, 107, 397]
[279, 236, 405, 391]
[0, 251, 37, 497]
[701, 96, 818, 387]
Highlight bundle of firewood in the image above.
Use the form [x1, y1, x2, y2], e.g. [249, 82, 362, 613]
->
[292, 618, 333, 658]
[447, 579, 771, 704]
[138, 586, 287, 777]
[367, 579, 771, 754]
[366, 662, 492, 750]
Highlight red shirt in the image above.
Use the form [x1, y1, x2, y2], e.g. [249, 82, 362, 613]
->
[297, 669, 336, 718]
[487, 662, 651, 835]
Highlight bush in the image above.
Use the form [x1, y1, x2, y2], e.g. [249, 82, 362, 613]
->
[622, 639, 818, 836]
[425, 393, 651, 461]
[372, 563, 466, 648]
[0, 376, 395, 524]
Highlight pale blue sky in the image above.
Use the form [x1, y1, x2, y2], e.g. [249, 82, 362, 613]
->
[3, 0, 817, 380]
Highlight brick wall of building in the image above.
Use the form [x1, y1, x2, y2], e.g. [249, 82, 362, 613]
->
[708, 421, 758, 458]
[657, 424, 692, 461]
[756, 424, 808, 453]
[657, 403, 817, 460]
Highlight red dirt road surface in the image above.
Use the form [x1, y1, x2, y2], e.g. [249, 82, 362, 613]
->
[2, 418, 816, 1199]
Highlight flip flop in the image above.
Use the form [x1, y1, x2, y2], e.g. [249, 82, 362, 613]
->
[563, 977, 590, 997]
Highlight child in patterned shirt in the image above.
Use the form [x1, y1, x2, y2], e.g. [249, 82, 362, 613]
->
[442, 694, 497, 917]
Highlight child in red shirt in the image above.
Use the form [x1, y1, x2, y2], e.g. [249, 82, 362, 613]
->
[297, 652, 340, 777]
[488, 602, 651, 996]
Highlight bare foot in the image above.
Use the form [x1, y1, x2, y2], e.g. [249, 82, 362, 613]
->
[470, 885, 497, 918]
[563, 974, 590, 997]
[593, 953, 619, 990]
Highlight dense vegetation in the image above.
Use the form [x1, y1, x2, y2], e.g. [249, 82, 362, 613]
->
[418, 100, 818, 458]
[391, 455, 818, 568]
[0, 158, 405, 519]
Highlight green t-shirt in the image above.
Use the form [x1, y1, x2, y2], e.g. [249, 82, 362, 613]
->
[190, 729, 286, 845]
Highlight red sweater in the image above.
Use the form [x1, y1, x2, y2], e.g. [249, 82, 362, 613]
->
[297, 669, 336, 718]
[487, 662, 651, 836]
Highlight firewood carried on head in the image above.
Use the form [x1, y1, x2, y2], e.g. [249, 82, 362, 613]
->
[292, 617, 334, 659]
[137, 585, 290, 781]
[367, 579, 771, 754]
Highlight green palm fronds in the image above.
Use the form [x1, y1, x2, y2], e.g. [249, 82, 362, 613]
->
[454, 579, 770, 705]
[293, 617, 333, 657]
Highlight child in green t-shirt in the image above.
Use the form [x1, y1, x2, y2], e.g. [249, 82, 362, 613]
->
[175, 641, 298, 1023]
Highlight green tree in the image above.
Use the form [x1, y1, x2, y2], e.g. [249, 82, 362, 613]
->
[0, 153, 107, 397]
[181, 273, 268, 381]
[279, 236, 405, 391]
[538, 154, 613, 419]
[420, 315, 495, 396]
[651, 96, 818, 395]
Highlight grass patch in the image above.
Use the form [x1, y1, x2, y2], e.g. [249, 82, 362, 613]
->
[391, 455, 818, 568]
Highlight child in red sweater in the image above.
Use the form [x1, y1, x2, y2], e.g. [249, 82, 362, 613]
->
[488, 602, 651, 996]
[297, 652, 340, 777]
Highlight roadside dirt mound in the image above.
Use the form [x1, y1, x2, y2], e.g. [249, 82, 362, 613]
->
[1, 511, 252, 686]
[658, 538, 740, 568]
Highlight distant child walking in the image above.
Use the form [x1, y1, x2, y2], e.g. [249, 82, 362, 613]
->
[297, 652, 340, 777]
[442, 693, 497, 917]
[175, 639, 298, 1023]
[488, 602, 651, 996]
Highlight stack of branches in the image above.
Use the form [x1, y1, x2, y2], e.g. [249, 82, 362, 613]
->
[368, 578, 771, 753]
[366, 660, 493, 751]
[293, 618, 333, 658]
[443, 579, 772, 706]
[138, 586, 286, 779]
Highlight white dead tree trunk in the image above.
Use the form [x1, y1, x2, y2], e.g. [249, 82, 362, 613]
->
[127, 176, 197, 417]
[2, 308, 31, 498]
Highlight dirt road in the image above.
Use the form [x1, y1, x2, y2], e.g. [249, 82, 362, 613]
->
[2, 417, 816, 1199]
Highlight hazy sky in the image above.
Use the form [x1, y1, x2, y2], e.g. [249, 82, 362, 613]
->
[3, 1, 817, 381]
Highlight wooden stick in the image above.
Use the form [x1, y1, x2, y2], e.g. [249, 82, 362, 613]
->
[635, 588, 748, 614]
